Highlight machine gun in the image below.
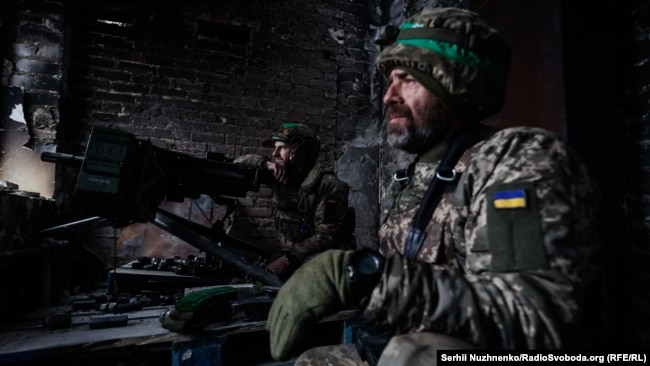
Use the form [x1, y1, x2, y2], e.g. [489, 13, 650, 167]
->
[41, 127, 282, 287]
[41, 126, 261, 225]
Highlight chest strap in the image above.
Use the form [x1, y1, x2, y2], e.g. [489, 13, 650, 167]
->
[404, 124, 486, 260]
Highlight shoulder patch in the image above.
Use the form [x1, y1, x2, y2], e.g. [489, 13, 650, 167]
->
[486, 182, 548, 272]
[323, 194, 340, 223]
[492, 188, 527, 209]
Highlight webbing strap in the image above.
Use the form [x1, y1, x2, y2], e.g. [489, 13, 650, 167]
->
[404, 124, 486, 260]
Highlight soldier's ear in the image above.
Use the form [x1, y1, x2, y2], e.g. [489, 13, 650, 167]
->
[289, 145, 306, 165]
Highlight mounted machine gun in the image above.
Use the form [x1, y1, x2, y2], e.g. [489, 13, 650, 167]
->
[41, 126, 282, 287]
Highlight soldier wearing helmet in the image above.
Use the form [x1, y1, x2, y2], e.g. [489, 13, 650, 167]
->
[261, 122, 322, 184]
[266, 7, 602, 365]
[235, 122, 356, 281]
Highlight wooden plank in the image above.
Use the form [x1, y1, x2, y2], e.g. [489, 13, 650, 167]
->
[0, 303, 360, 364]
[0, 314, 184, 363]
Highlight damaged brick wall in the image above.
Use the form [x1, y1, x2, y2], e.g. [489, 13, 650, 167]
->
[55, 0, 381, 262]
[0, 0, 70, 321]
[0, 0, 383, 320]
[0, 0, 64, 196]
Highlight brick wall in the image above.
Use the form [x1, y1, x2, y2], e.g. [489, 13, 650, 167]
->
[56, 0, 381, 254]
[0, 0, 63, 196]
[0, 0, 383, 319]
[0, 0, 69, 321]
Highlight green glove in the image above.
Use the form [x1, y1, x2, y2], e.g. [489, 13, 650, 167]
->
[266, 249, 355, 361]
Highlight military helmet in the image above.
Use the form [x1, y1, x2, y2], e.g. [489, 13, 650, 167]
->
[264, 122, 321, 165]
[375, 7, 511, 121]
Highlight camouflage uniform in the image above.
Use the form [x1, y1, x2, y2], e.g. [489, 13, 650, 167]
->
[295, 128, 601, 365]
[366, 126, 601, 348]
[234, 155, 356, 267]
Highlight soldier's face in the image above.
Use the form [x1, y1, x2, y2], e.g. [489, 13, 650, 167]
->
[272, 141, 293, 164]
[383, 68, 452, 154]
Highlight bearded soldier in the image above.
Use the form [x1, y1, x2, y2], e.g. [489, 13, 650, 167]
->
[265, 7, 602, 365]
[235, 122, 356, 281]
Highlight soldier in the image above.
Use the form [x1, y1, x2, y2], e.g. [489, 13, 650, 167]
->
[235, 122, 356, 281]
[265, 7, 602, 365]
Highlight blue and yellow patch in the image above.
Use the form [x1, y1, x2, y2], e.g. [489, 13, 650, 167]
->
[492, 189, 527, 209]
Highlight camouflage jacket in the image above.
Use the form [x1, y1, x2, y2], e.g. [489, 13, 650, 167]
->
[364, 126, 602, 349]
[234, 155, 355, 264]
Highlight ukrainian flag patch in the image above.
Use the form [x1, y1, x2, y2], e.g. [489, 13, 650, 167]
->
[493, 189, 527, 209]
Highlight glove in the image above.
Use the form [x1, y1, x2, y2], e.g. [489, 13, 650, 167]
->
[266, 249, 354, 360]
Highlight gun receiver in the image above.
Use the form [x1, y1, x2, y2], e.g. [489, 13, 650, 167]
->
[42, 127, 261, 226]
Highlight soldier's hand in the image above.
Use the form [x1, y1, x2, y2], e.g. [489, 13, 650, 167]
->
[266, 249, 354, 360]
[265, 160, 288, 184]
[265, 255, 291, 276]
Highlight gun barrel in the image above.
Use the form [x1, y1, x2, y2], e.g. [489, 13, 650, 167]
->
[41, 152, 84, 165]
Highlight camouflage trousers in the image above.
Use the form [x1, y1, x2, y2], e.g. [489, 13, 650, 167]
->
[295, 332, 479, 366]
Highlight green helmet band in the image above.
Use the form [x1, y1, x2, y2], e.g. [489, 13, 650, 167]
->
[397, 23, 508, 91]
[265, 122, 320, 164]
[271, 122, 317, 146]
[375, 8, 512, 121]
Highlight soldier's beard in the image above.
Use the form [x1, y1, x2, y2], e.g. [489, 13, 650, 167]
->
[385, 104, 451, 155]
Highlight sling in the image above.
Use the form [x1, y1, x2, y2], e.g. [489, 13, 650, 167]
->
[404, 124, 486, 260]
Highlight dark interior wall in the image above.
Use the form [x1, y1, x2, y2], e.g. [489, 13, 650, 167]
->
[480, 0, 566, 135]
[53, 0, 381, 253]
[0, 0, 383, 320]
[61, 0, 364, 154]
[562, 0, 630, 349]
[562, 0, 649, 349]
